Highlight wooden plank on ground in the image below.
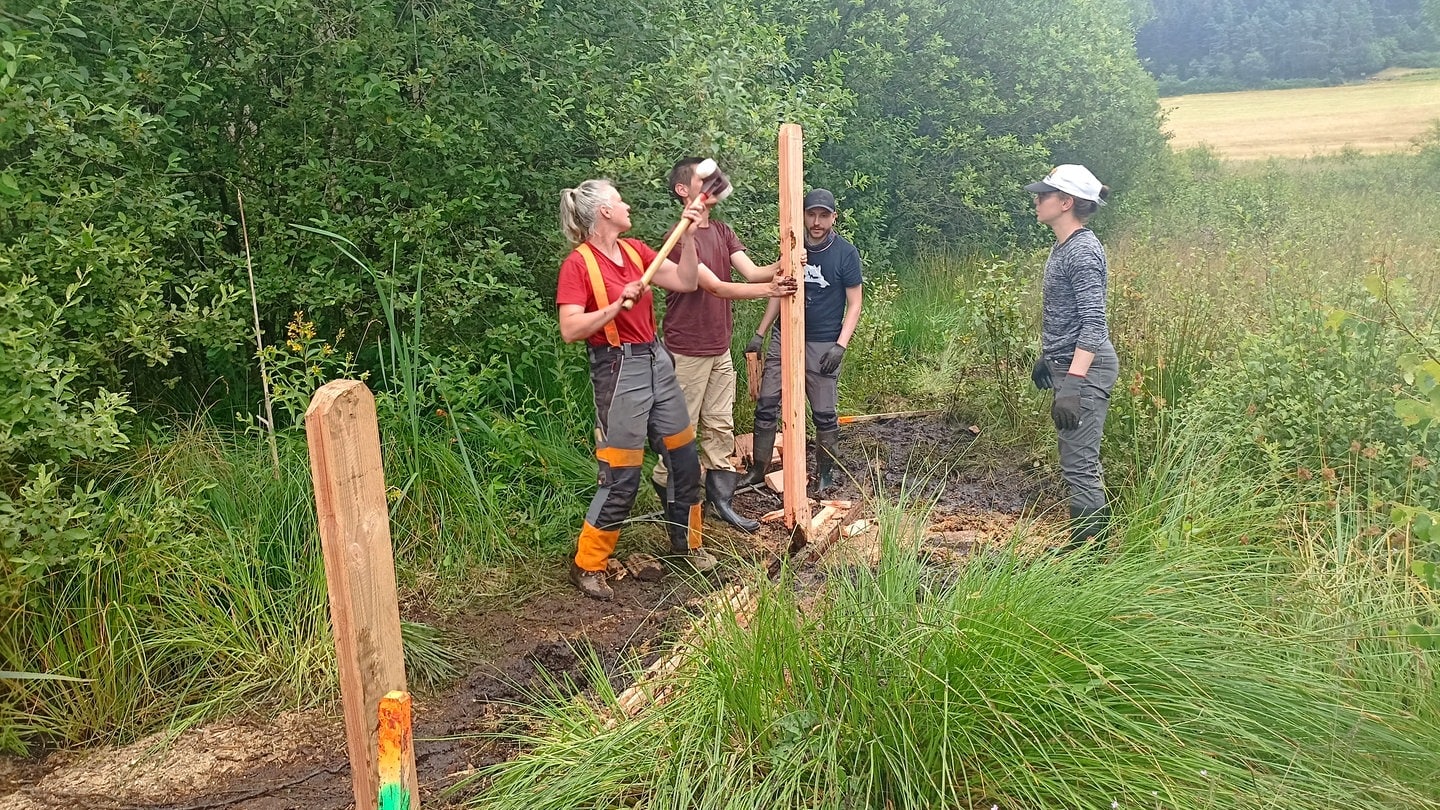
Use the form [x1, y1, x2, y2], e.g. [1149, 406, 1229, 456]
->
[778, 123, 810, 536]
[306, 380, 418, 810]
[765, 469, 785, 494]
[732, 432, 753, 469]
[799, 499, 865, 563]
[837, 409, 941, 425]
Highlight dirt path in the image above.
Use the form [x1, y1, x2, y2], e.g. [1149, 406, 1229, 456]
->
[2, 414, 1057, 810]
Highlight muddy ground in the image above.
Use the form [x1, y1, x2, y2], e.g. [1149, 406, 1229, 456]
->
[1, 414, 1059, 810]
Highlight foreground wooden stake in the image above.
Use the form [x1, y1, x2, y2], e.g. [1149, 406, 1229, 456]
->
[377, 691, 416, 810]
[306, 380, 418, 810]
[778, 123, 811, 537]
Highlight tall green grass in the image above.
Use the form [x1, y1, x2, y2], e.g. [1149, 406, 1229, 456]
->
[0, 408, 594, 751]
[0, 430, 332, 751]
[471, 518, 1440, 808]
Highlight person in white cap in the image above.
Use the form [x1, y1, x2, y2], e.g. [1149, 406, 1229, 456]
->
[1023, 164, 1118, 550]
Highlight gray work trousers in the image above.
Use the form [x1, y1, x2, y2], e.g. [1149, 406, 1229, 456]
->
[1047, 341, 1119, 512]
[753, 330, 841, 433]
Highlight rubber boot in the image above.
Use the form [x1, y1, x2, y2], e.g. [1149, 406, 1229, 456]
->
[569, 561, 613, 601]
[665, 501, 718, 572]
[815, 428, 841, 493]
[1062, 505, 1110, 552]
[706, 469, 759, 534]
[738, 426, 776, 488]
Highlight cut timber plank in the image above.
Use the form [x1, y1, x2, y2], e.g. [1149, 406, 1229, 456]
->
[732, 432, 753, 468]
[778, 123, 810, 536]
[765, 469, 785, 494]
[799, 499, 865, 564]
[305, 381, 418, 810]
[605, 583, 760, 727]
[745, 351, 762, 401]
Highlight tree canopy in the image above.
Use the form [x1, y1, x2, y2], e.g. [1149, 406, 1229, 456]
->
[1137, 0, 1440, 93]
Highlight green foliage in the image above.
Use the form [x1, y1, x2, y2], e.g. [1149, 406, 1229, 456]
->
[773, 0, 1166, 259]
[0, 0, 1174, 757]
[0, 431, 331, 751]
[834, 274, 913, 413]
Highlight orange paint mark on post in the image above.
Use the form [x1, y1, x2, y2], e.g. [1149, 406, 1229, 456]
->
[377, 691, 416, 810]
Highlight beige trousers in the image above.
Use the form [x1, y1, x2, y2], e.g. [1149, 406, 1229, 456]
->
[652, 350, 737, 485]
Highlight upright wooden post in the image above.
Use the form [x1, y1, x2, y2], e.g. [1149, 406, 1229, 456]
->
[778, 124, 812, 536]
[305, 380, 419, 810]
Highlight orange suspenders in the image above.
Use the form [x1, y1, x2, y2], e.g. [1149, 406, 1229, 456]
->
[575, 241, 645, 348]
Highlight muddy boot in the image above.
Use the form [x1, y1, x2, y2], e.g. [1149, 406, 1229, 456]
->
[568, 561, 613, 601]
[665, 501, 719, 572]
[815, 428, 840, 493]
[705, 469, 759, 534]
[1062, 505, 1109, 552]
[738, 426, 776, 488]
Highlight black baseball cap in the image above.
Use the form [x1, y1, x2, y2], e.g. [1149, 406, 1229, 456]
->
[803, 188, 837, 212]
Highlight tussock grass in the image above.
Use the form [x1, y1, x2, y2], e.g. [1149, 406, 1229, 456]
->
[472, 519, 1440, 809]
[0, 410, 588, 750]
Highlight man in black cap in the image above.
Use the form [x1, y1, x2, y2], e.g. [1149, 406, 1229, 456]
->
[740, 188, 864, 493]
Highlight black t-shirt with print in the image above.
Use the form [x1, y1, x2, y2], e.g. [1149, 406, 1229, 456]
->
[799, 232, 862, 343]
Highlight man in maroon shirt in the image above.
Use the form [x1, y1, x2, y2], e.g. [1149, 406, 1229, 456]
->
[652, 157, 797, 533]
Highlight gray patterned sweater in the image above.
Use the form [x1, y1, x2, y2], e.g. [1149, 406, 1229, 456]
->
[1040, 228, 1108, 358]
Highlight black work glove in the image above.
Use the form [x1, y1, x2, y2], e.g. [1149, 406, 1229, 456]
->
[1051, 374, 1083, 431]
[1031, 357, 1052, 390]
[819, 343, 846, 375]
[744, 332, 765, 356]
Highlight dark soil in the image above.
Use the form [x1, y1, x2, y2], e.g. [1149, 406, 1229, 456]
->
[3, 414, 1056, 810]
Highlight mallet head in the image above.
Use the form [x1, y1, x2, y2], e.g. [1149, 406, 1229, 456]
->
[699, 165, 732, 202]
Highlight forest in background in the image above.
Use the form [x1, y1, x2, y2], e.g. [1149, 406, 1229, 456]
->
[1138, 0, 1440, 93]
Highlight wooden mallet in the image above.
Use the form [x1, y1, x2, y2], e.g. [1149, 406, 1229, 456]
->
[622, 158, 733, 309]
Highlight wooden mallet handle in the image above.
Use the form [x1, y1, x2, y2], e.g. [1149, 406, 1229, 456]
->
[622, 161, 731, 310]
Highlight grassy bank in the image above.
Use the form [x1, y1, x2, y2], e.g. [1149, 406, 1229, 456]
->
[472, 519, 1439, 808]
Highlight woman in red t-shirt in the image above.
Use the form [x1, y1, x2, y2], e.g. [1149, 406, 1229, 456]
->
[555, 179, 710, 601]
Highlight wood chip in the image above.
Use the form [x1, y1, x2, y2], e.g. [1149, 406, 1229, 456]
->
[624, 553, 666, 581]
[764, 469, 785, 494]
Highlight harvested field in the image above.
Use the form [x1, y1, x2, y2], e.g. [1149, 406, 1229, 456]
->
[1162, 68, 1440, 159]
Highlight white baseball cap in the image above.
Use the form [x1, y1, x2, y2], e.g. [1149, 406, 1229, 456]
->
[1024, 164, 1106, 205]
